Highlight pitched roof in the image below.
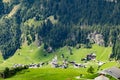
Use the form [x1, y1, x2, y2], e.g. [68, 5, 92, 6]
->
[99, 67, 120, 79]
[94, 75, 109, 80]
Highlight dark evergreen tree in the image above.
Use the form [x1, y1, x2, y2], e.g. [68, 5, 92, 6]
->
[112, 39, 120, 60]
[0, 0, 4, 16]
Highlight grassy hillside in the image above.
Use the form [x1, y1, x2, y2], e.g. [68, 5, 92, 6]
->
[24, 18, 43, 27]
[0, 52, 3, 64]
[0, 44, 113, 70]
[0, 44, 119, 80]
[24, 15, 57, 28]
[0, 44, 53, 70]
[52, 44, 112, 64]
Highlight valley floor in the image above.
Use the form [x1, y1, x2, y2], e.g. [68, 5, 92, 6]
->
[0, 68, 116, 80]
[0, 44, 119, 80]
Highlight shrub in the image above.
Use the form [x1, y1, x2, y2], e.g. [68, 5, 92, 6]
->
[0, 66, 28, 79]
[87, 66, 94, 74]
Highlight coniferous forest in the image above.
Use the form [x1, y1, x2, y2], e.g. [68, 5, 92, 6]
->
[0, 0, 120, 60]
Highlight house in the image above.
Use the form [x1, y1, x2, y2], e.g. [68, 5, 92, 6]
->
[51, 55, 58, 68]
[94, 74, 109, 80]
[99, 67, 120, 80]
[86, 53, 96, 61]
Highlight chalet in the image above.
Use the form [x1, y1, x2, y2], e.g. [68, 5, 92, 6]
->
[86, 53, 96, 61]
[94, 74, 109, 80]
[73, 63, 86, 68]
[99, 67, 120, 80]
[51, 55, 58, 68]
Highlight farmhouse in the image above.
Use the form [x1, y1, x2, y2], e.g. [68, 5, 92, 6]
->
[94, 74, 109, 80]
[99, 67, 120, 80]
[51, 55, 58, 68]
[86, 53, 96, 60]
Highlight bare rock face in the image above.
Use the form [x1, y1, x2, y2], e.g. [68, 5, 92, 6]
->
[88, 32, 104, 46]
[109, 41, 113, 47]
[47, 46, 53, 53]
[106, 0, 117, 3]
[95, 34, 104, 46]
[34, 34, 42, 47]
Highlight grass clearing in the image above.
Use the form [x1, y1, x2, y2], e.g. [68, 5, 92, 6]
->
[4, 68, 88, 80]
[54, 44, 112, 62]
[47, 16, 58, 24]
[24, 15, 58, 28]
[24, 19, 43, 27]
[0, 53, 3, 64]
[100, 61, 120, 70]
[2, 0, 11, 3]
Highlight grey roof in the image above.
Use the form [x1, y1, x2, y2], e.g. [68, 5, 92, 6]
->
[99, 67, 120, 79]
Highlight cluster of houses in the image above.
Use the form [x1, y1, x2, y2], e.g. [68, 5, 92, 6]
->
[29, 62, 45, 68]
[69, 61, 86, 68]
[13, 55, 93, 69]
[50, 55, 68, 68]
[13, 64, 24, 68]
[13, 62, 45, 68]
[81, 53, 96, 61]
[12, 55, 120, 80]
[86, 53, 96, 61]
[50, 56, 86, 68]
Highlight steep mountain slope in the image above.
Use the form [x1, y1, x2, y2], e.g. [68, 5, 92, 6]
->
[7, 4, 21, 18]
[2, 0, 11, 3]
[0, 0, 120, 59]
[0, 52, 3, 64]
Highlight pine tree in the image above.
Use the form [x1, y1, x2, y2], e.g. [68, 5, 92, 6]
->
[112, 39, 120, 60]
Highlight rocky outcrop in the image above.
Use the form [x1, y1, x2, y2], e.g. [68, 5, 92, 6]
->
[88, 32, 104, 46]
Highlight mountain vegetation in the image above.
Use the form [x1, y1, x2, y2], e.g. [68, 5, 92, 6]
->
[0, 0, 120, 60]
[112, 39, 120, 60]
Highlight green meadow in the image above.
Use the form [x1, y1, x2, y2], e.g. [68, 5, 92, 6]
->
[0, 44, 113, 69]
[1, 68, 116, 80]
[0, 44, 119, 80]
[3, 68, 88, 80]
